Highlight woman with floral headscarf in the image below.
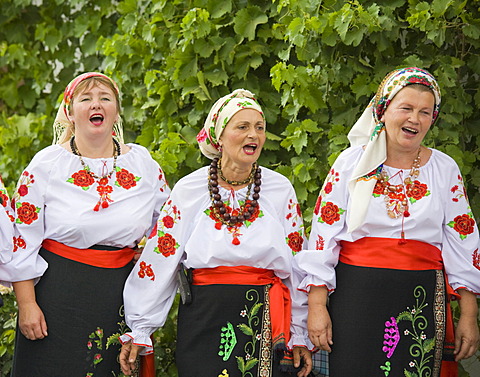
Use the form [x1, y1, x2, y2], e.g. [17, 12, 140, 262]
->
[119, 89, 314, 377]
[295, 67, 480, 376]
[1, 72, 170, 376]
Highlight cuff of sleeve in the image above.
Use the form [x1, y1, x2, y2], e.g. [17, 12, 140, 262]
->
[298, 276, 335, 294]
[288, 333, 316, 352]
[120, 330, 155, 355]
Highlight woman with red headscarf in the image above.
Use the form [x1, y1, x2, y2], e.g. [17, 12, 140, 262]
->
[1, 72, 169, 376]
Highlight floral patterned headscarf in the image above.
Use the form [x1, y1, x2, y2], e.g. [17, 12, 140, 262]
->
[346, 67, 441, 232]
[53, 72, 123, 144]
[197, 89, 265, 159]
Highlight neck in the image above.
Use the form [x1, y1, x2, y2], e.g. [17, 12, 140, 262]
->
[385, 145, 422, 169]
[73, 133, 116, 158]
[219, 159, 254, 182]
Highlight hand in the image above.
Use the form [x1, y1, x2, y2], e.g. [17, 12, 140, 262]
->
[307, 304, 333, 352]
[120, 342, 142, 376]
[18, 301, 48, 340]
[454, 313, 479, 361]
[293, 346, 312, 377]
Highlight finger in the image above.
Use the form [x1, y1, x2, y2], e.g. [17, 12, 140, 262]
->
[128, 345, 140, 371]
[32, 323, 45, 340]
[40, 315, 48, 337]
[120, 345, 133, 375]
[293, 348, 300, 368]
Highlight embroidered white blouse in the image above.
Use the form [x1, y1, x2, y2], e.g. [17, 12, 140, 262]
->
[0, 177, 14, 264]
[0, 144, 170, 284]
[295, 145, 480, 295]
[121, 166, 313, 354]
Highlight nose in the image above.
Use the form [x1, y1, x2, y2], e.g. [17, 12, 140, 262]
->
[90, 98, 101, 109]
[409, 111, 420, 124]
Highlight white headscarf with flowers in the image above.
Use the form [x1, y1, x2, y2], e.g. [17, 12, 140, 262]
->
[346, 67, 441, 232]
[52, 72, 124, 144]
[197, 89, 265, 159]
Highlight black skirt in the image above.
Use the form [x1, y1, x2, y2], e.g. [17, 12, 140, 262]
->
[328, 261, 448, 377]
[176, 283, 298, 377]
[11, 247, 133, 377]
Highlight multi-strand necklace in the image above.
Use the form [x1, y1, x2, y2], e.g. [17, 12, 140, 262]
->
[70, 136, 121, 180]
[376, 148, 421, 219]
[208, 157, 261, 227]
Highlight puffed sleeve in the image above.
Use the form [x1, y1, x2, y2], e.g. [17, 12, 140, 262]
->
[294, 147, 361, 293]
[149, 159, 170, 232]
[439, 156, 480, 295]
[276, 180, 314, 350]
[0, 176, 14, 265]
[0, 150, 53, 284]
[121, 183, 190, 355]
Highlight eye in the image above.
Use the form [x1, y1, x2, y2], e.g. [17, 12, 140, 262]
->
[256, 125, 265, 131]
[101, 97, 112, 101]
[80, 97, 90, 102]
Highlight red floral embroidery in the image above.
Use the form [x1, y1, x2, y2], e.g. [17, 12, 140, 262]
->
[205, 199, 263, 245]
[314, 196, 322, 216]
[115, 168, 139, 189]
[287, 231, 303, 254]
[406, 180, 429, 202]
[372, 181, 384, 196]
[148, 222, 158, 239]
[13, 236, 26, 252]
[0, 192, 8, 207]
[450, 176, 468, 203]
[473, 249, 480, 271]
[448, 213, 476, 240]
[138, 261, 155, 280]
[162, 215, 174, 229]
[319, 201, 344, 225]
[159, 200, 181, 231]
[316, 235, 325, 250]
[71, 170, 95, 188]
[324, 182, 333, 194]
[13, 171, 35, 205]
[155, 232, 179, 257]
[16, 202, 40, 225]
[94, 178, 113, 211]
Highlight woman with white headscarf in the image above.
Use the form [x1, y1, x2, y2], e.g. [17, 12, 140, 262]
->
[295, 67, 480, 377]
[120, 89, 314, 377]
[1, 72, 170, 376]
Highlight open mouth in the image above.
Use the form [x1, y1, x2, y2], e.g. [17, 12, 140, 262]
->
[243, 144, 258, 154]
[89, 114, 104, 125]
[402, 127, 418, 135]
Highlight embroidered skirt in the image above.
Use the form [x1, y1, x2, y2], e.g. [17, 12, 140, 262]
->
[11, 247, 133, 377]
[328, 261, 450, 377]
[176, 282, 296, 377]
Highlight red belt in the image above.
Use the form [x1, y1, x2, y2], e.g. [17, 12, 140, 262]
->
[340, 237, 443, 270]
[193, 266, 291, 349]
[42, 239, 134, 268]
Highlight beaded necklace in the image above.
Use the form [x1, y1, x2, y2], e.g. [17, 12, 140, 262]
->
[376, 148, 421, 219]
[208, 158, 261, 227]
[70, 136, 121, 180]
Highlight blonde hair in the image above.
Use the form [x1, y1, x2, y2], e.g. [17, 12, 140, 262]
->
[56, 76, 123, 144]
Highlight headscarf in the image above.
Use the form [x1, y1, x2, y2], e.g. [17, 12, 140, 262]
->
[197, 89, 265, 159]
[346, 67, 441, 232]
[52, 72, 124, 144]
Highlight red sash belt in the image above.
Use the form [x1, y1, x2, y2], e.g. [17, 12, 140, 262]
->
[340, 237, 443, 270]
[42, 239, 134, 268]
[193, 266, 291, 348]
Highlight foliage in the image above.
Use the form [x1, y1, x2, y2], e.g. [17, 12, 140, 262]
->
[0, 290, 17, 376]
[0, 0, 479, 376]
